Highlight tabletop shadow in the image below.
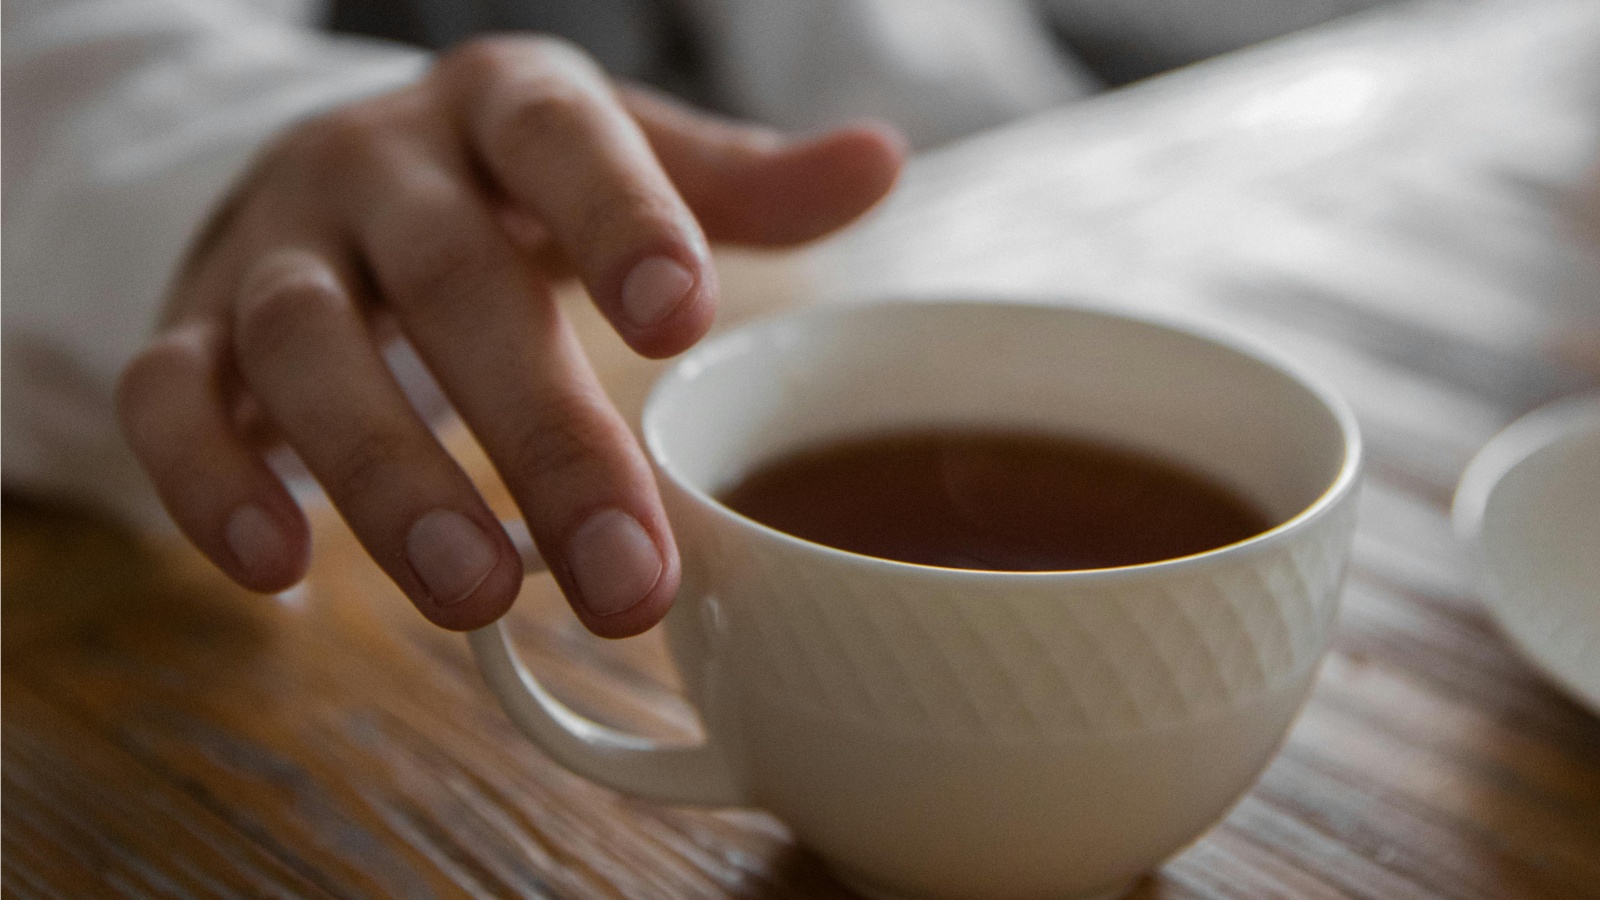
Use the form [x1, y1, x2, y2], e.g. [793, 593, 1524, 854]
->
[2, 493, 272, 662]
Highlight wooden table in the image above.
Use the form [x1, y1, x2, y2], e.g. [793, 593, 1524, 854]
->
[6, 1, 1600, 897]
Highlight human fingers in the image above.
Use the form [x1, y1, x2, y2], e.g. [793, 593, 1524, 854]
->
[228, 247, 525, 631]
[358, 169, 678, 639]
[439, 37, 713, 360]
[624, 86, 905, 246]
[117, 321, 311, 592]
[489, 93, 905, 266]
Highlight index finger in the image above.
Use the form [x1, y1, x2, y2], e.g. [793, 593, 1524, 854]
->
[438, 36, 714, 360]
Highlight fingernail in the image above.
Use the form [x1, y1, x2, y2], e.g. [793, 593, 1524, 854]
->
[567, 508, 662, 617]
[620, 255, 695, 328]
[226, 503, 287, 579]
[407, 509, 498, 607]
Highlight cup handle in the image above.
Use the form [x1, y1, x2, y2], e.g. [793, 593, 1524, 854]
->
[467, 519, 747, 807]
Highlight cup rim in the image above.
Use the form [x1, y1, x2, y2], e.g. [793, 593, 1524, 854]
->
[644, 297, 1364, 583]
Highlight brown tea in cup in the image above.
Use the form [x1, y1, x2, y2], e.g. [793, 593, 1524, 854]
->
[473, 300, 1363, 900]
[719, 428, 1272, 571]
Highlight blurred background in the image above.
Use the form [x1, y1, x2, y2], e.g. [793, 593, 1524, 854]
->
[325, 0, 1407, 147]
[5, 1, 1600, 897]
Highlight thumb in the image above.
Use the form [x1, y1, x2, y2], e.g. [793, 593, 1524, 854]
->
[625, 87, 906, 246]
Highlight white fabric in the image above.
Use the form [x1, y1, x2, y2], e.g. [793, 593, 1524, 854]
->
[3, 0, 428, 524]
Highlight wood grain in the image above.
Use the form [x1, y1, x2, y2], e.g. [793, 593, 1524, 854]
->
[6, 2, 1600, 897]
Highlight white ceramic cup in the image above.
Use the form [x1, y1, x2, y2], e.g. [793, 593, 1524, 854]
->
[470, 300, 1362, 900]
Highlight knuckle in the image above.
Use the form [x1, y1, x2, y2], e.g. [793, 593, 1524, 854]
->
[328, 425, 412, 502]
[439, 37, 518, 85]
[118, 344, 185, 413]
[438, 36, 512, 84]
[442, 34, 592, 88]
[382, 228, 492, 315]
[516, 34, 599, 78]
[490, 84, 595, 159]
[280, 104, 395, 175]
[572, 186, 677, 252]
[233, 273, 345, 366]
[115, 326, 221, 469]
[116, 327, 211, 421]
[508, 391, 620, 484]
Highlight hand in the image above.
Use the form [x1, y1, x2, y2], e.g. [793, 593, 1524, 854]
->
[116, 35, 903, 636]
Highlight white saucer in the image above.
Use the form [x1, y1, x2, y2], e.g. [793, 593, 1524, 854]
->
[1453, 395, 1600, 716]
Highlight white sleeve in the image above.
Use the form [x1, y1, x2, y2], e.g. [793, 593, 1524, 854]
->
[2, 0, 429, 526]
[684, 0, 1100, 150]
